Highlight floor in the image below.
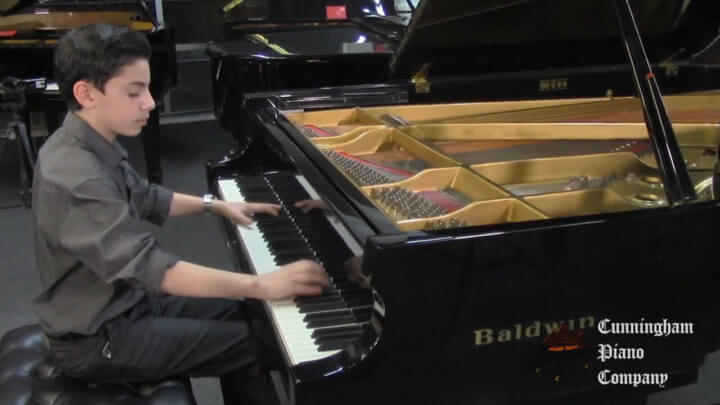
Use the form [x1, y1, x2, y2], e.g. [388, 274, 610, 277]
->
[2, 116, 720, 404]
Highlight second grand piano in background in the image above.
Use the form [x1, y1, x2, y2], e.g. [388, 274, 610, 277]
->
[0, 0, 176, 184]
[206, 0, 408, 140]
[209, 0, 720, 404]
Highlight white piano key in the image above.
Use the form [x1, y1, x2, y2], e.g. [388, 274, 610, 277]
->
[217, 179, 277, 274]
[217, 178, 342, 365]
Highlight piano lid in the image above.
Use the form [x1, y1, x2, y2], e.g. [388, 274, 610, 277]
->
[2, 0, 148, 14]
[390, 0, 720, 79]
[208, 25, 396, 57]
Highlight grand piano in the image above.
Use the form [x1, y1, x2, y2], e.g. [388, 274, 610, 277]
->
[206, 0, 407, 138]
[0, 0, 176, 184]
[208, 0, 720, 403]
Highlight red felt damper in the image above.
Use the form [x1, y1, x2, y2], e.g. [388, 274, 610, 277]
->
[338, 151, 414, 178]
[305, 124, 336, 137]
[417, 190, 465, 213]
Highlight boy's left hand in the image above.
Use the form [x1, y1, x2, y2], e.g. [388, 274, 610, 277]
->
[217, 201, 281, 226]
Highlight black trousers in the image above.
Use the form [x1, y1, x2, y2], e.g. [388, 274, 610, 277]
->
[48, 295, 275, 403]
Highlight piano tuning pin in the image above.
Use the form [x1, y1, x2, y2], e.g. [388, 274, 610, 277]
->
[599, 173, 619, 187]
[561, 176, 589, 191]
[301, 126, 317, 138]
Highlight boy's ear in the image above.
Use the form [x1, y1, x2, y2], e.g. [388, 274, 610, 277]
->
[72, 80, 98, 110]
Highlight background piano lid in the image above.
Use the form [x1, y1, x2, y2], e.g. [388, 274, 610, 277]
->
[1, 0, 152, 14]
[207, 24, 396, 58]
[390, 0, 720, 79]
[222, 0, 395, 23]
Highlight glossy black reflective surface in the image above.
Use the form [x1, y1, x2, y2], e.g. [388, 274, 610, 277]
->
[207, 1, 720, 403]
[215, 25, 394, 57]
[391, 0, 720, 78]
[207, 13, 405, 133]
[208, 87, 720, 404]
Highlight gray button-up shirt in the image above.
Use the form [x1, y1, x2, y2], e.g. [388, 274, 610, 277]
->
[32, 112, 178, 336]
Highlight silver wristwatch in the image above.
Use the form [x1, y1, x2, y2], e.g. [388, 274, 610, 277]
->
[202, 193, 214, 215]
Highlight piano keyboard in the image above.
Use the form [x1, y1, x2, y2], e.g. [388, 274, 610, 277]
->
[217, 173, 371, 365]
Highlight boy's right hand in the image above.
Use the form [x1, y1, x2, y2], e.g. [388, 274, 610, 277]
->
[257, 260, 329, 300]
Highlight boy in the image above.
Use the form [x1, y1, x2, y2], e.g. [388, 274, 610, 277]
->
[32, 23, 328, 398]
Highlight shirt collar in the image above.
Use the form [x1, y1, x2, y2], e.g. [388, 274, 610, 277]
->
[63, 112, 128, 167]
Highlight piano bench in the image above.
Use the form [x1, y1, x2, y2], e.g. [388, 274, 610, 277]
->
[0, 324, 196, 405]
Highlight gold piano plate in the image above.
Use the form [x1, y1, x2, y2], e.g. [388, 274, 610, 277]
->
[288, 107, 386, 139]
[286, 91, 720, 126]
[471, 152, 658, 197]
[288, 91, 720, 231]
[360, 98, 622, 125]
[399, 198, 548, 231]
[548, 92, 720, 124]
[524, 187, 662, 218]
[294, 123, 384, 139]
[287, 107, 385, 126]
[360, 167, 509, 224]
[316, 127, 460, 186]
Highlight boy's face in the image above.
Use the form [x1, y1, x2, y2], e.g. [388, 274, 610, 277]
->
[89, 58, 155, 137]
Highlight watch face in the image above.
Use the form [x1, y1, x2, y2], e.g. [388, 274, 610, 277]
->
[203, 194, 214, 213]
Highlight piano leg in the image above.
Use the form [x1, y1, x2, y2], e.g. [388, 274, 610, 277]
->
[141, 106, 163, 184]
[220, 361, 280, 405]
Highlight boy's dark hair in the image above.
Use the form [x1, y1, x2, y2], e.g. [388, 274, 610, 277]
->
[54, 23, 151, 111]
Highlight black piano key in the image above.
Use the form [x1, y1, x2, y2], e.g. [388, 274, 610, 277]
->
[298, 299, 347, 313]
[295, 293, 341, 304]
[305, 313, 359, 329]
[311, 324, 364, 340]
[239, 173, 376, 335]
[314, 329, 365, 345]
[314, 330, 364, 346]
[318, 338, 359, 352]
[345, 295, 374, 307]
[303, 305, 370, 324]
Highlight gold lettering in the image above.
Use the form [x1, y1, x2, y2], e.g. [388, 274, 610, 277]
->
[525, 321, 540, 338]
[474, 329, 493, 345]
[539, 78, 568, 92]
[579, 316, 595, 329]
[474, 315, 596, 346]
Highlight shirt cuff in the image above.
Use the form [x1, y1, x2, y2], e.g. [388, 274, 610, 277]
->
[143, 246, 180, 295]
[145, 184, 174, 226]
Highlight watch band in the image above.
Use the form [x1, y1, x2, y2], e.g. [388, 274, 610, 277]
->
[202, 193, 214, 215]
